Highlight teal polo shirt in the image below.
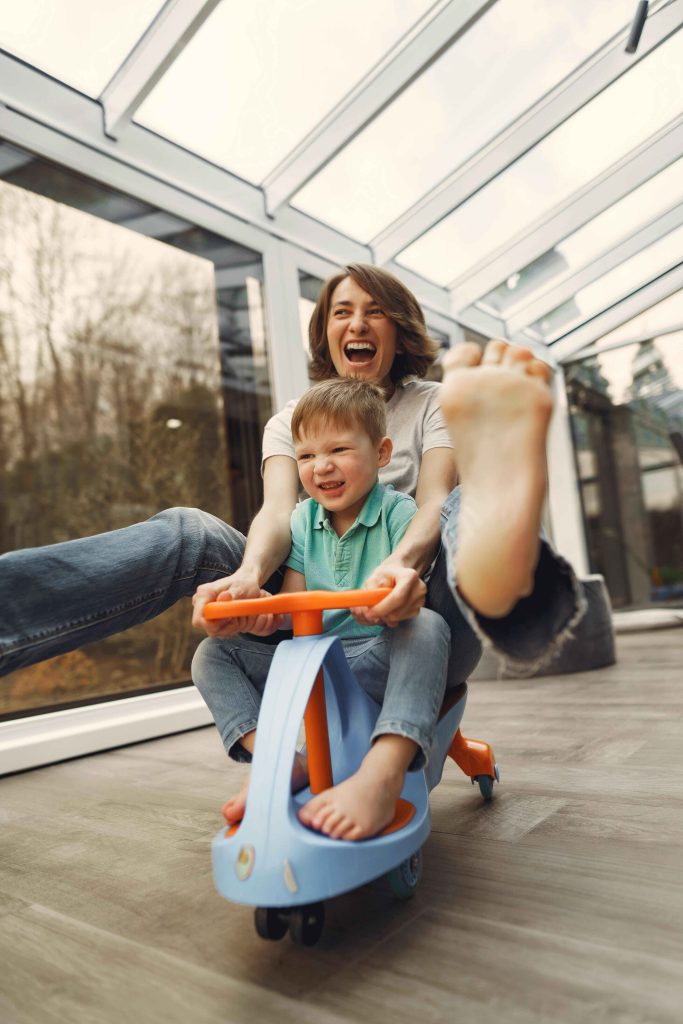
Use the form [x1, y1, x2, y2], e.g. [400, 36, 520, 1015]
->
[285, 480, 417, 638]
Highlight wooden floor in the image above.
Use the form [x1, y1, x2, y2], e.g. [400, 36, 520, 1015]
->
[1, 628, 681, 1024]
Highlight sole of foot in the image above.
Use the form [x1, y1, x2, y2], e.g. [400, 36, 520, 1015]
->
[439, 340, 553, 618]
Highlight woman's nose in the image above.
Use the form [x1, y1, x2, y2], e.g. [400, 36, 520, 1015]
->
[349, 311, 368, 333]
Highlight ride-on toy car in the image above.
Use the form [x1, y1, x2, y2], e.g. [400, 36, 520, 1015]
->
[204, 588, 498, 946]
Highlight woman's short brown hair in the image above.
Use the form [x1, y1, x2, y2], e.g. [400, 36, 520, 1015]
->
[308, 264, 439, 384]
[291, 378, 386, 446]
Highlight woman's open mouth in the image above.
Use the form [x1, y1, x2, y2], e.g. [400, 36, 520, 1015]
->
[344, 341, 376, 364]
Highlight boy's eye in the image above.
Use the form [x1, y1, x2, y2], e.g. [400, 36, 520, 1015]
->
[332, 447, 348, 453]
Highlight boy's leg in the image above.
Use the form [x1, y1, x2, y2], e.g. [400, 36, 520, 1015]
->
[192, 634, 307, 823]
[298, 610, 450, 841]
[0, 507, 248, 677]
[438, 341, 587, 676]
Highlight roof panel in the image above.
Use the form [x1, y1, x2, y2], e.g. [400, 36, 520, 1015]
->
[135, 0, 433, 184]
[0, 0, 165, 97]
[396, 26, 683, 287]
[292, 0, 630, 242]
[480, 153, 683, 318]
[526, 222, 683, 342]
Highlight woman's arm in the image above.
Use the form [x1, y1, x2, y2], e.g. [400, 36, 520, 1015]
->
[192, 455, 300, 637]
[356, 447, 456, 627]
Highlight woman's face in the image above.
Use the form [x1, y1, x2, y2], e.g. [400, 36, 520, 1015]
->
[326, 276, 398, 389]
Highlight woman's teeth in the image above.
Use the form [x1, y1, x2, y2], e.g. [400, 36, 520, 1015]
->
[344, 342, 376, 362]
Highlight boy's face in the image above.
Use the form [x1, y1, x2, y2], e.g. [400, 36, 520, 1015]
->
[294, 418, 392, 524]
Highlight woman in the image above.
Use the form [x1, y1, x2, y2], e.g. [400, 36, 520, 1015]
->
[1, 264, 583, 699]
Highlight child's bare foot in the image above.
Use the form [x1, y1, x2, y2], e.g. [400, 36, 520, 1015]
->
[222, 751, 309, 825]
[297, 735, 416, 841]
[440, 339, 553, 618]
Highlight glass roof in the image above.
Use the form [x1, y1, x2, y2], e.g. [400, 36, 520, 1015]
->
[292, 0, 630, 242]
[0, 0, 682, 358]
[479, 153, 683, 318]
[397, 26, 683, 286]
[135, 0, 433, 184]
[0, 0, 164, 97]
[524, 222, 683, 342]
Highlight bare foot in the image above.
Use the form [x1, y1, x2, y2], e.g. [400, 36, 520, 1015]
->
[297, 735, 416, 841]
[439, 339, 553, 618]
[222, 751, 309, 824]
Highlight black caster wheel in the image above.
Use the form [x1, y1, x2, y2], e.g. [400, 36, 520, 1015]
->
[288, 902, 325, 946]
[254, 906, 288, 941]
[386, 848, 423, 900]
[474, 763, 500, 801]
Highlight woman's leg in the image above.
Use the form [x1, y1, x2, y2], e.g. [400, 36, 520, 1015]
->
[0, 507, 249, 676]
[436, 341, 587, 676]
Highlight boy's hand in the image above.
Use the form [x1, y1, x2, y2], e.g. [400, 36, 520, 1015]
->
[192, 573, 275, 638]
[353, 565, 426, 628]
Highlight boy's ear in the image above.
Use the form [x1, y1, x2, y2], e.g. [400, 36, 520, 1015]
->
[377, 436, 392, 468]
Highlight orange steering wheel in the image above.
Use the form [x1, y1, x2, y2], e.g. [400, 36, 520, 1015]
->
[204, 587, 392, 633]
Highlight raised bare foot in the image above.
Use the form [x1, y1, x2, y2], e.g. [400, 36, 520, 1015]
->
[439, 339, 553, 618]
[297, 735, 416, 841]
[222, 751, 309, 825]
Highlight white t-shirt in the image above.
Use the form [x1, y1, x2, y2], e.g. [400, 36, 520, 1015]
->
[261, 378, 453, 500]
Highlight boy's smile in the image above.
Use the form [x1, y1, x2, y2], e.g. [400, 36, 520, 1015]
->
[294, 420, 392, 534]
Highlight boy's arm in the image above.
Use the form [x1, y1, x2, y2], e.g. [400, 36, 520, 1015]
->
[192, 455, 299, 638]
[356, 447, 456, 627]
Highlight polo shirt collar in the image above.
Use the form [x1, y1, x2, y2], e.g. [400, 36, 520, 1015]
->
[313, 479, 384, 531]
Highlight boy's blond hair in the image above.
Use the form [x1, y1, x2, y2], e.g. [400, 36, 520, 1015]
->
[291, 378, 387, 446]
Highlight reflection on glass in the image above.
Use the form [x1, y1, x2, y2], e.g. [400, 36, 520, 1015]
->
[528, 222, 683, 341]
[566, 325, 683, 609]
[136, 0, 433, 184]
[479, 153, 683, 317]
[398, 28, 683, 286]
[0, 143, 271, 718]
[298, 271, 324, 358]
[294, 0, 628, 241]
[0, 0, 164, 97]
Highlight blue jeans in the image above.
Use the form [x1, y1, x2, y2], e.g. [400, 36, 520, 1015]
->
[0, 490, 584, 680]
[191, 608, 450, 770]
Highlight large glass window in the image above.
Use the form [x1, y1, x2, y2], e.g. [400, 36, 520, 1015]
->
[0, 141, 271, 718]
[566, 309, 683, 609]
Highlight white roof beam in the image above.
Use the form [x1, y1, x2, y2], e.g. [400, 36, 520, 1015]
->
[0, 52, 372, 268]
[262, 0, 497, 216]
[372, 0, 683, 266]
[542, 262, 683, 362]
[450, 115, 683, 310]
[100, 0, 221, 140]
[505, 199, 683, 336]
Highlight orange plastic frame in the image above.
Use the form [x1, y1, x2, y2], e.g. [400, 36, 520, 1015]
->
[204, 589, 392, 795]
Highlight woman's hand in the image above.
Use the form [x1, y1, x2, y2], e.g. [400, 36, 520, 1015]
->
[192, 574, 285, 638]
[352, 564, 426, 628]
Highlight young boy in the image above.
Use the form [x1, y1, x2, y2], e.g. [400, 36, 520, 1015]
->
[191, 378, 451, 841]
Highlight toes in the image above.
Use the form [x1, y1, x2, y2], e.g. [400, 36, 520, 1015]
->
[481, 338, 509, 364]
[527, 359, 553, 384]
[502, 346, 534, 371]
[442, 342, 482, 372]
